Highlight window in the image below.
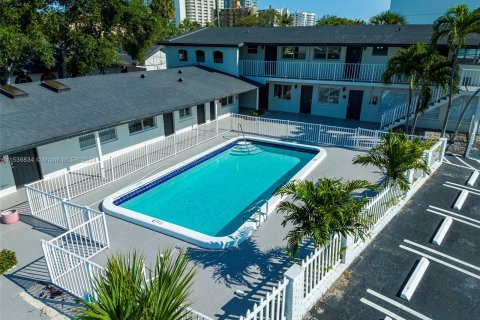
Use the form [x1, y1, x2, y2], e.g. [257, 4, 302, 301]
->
[318, 88, 340, 104]
[178, 49, 188, 62]
[179, 107, 192, 119]
[196, 50, 205, 62]
[247, 45, 258, 54]
[314, 46, 341, 60]
[372, 46, 388, 56]
[273, 85, 292, 100]
[128, 117, 156, 134]
[282, 47, 306, 60]
[79, 128, 118, 150]
[457, 48, 480, 63]
[213, 51, 223, 63]
[219, 95, 234, 107]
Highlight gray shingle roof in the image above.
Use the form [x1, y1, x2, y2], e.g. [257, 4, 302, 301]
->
[0, 66, 257, 155]
[162, 25, 480, 47]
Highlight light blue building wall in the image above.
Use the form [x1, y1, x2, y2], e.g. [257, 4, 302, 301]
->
[390, 0, 480, 23]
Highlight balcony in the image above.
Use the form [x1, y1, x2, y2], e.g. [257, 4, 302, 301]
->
[239, 60, 408, 84]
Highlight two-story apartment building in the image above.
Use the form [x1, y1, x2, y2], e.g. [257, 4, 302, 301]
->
[162, 25, 480, 131]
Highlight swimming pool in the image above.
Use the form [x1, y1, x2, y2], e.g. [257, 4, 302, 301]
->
[103, 137, 326, 249]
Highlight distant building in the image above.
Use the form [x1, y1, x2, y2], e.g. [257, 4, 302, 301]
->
[291, 12, 316, 27]
[390, 0, 480, 23]
[224, 0, 257, 8]
[174, 0, 223, 27]
[258, 6, 289, 16]
[218, 0, 257, 27]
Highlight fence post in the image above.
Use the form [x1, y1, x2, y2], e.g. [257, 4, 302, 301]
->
[173, 134, 177, 155]
[61, 199, 72, 230]
[341, 235, 355, 265]
[145, 144, 149, 165]
[83, 206, 94, 241]
[110, 157, 115, 181]
[196, 126, 200, 144]
[63, 170, 71, 200]
[284, 264, 304, 320]
[256, 117, 260, 134]
[439, 137, 448, 163]
[355, 128, 360, 148]
[286, 120, 290, 138]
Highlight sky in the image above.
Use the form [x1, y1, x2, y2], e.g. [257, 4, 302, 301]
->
[257, 0, 391, 20]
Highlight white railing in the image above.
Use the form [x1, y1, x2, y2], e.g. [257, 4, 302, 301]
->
[183, 308, 215, 320]
[239, 60, 408, 84]
[380, 86, 449, 129]
[29, 120, 227, 200]
[240, 279, 289, 320]
[461, 68, 480, 89]
[231, 114, 394, 150]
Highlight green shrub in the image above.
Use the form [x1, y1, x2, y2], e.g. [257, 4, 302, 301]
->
[0, 249, 17, 274]
[250, 110, 265, 117]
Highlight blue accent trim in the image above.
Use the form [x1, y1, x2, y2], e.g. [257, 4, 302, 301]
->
[113, 139, 318, 206]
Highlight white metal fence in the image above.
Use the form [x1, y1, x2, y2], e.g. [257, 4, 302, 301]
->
[240, 279, 289, 320]
[237, 138, 447, 320]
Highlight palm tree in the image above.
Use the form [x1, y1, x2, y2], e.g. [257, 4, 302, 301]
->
[79, 249, 195, 320]
[410, 50, 451, 134]
[370, 11, 407, 25]
[353, 131, 430, 192]
[450, 87, 480, 143]
[274, 178, 376, 258]
[382, 43, 428, 132]
[150, 0, 176, 21]
[431, 4, 480, 137]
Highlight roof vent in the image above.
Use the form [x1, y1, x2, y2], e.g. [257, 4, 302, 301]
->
[178, 70, 183, 74]
[0, 85, 29, 99]
[140, 74, 146, 79]
[178, 78, 183, 82]
[41, 80, 70, 93]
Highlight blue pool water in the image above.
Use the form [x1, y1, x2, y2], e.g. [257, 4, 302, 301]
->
[117, 141, 316, 237]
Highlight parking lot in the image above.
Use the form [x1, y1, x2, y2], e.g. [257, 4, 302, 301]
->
[309, 154, 480, 320]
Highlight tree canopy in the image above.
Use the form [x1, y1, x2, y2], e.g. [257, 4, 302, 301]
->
[234, 10, 293, 27]
[316, 15, 366, 26]
[370, 11, 407, 25]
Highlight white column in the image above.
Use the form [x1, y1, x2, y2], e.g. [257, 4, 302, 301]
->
[284, 264, 304, 320]
[341, 235, 355, 265]
[94, 131, 106, 178]
[215, 100, 219, 133]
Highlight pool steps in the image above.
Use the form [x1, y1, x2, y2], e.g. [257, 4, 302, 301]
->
[230, 141, 264, 155]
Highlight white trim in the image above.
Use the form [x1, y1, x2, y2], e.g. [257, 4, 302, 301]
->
[102, 137, 326, 249]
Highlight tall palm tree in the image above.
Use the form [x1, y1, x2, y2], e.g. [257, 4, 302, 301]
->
[274, 178, 376, 258]
[450, 87, 480, 143]
[353, 131, 430, 192]
[79, 249, 195, 320]
[370, 11, 407, 25]
[431, 4, 480, 137]
[410, 50, 451, 134]
[382, 43, 428, 132]
[150, 0, 176, 21]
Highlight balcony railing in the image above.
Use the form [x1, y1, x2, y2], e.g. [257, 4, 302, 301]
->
[461, 68, 480, 89]
[239, 60, 408, 83]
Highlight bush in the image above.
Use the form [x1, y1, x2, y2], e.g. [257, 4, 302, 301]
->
[250, 110, 265, 117]
[0, 249, 17, 274]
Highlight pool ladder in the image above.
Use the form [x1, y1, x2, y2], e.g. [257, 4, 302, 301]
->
[242, 199, 269, 227]
[238, 123, 250, 154]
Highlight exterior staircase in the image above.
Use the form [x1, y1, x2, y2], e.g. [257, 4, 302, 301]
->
[230, 141, 263, 155]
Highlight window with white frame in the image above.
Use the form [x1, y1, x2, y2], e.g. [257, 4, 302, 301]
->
[314, 46, 341, 60]
[372, 46, 388, 56]
[179, 107, 192, 119]
[282, 47, 306, 59]
[273, 85, 292, 100]
[247, 45, 258, 54]
[219, 95, 234, 107]
[318, 88, 340, 104]
[128, 117, 156, 134]
[79, 127, 118, 150]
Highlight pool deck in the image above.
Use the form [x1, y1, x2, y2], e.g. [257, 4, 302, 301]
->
[1, 132, 382, 319]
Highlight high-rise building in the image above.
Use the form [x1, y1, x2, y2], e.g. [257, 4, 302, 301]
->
[390, 0, 480, 23]
[174, 0, 223, 27]
[218, 0, 257, 27]
[257, 6, 289, 16]
[224, 0, 257, 8]
[291, 12, 316, 27]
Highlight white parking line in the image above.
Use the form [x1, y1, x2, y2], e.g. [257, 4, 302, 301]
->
[429, 205, 480, 224]
[445, 181, 480, 193]
[400, 245, 480, 280]
[454, 155, 478, 170]
[443, 184, 480, 196]
[360, 298, 408, 320]
[427, 209, 480, 229]
[404, 240, 480, 272]
[443, 157, 452, 164]
[443, 161, 475, 170]
[367, 289, 433, 320]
